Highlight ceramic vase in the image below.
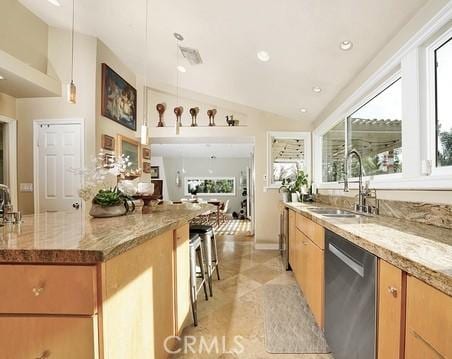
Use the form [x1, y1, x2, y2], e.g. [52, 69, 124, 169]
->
[89, 203, 127, 218]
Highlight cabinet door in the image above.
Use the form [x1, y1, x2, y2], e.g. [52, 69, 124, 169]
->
[405, 276, 452, 359]
[377, 260, 405, 359]
[294, 228, 308, 292]
[0, 316, 97, 359]
[306, 239, 324, 328]
[102, 231, 174, 359]
[174, 224, 190, 334]
[288, 210, 296, 268]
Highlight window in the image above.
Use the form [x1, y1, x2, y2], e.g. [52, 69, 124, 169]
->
[322, 120, 346, 182]
[435, 36, 452, 167]
[321, 77, 402, 182]
[0, 123, 4, 184]
[348, 78, 402, 177]
[267, 132, 311, 187]
[185, 177, 235, 196]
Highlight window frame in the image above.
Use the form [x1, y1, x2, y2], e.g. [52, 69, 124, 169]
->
[318, 71, 403, 186]
[426, 27, 452, 177]
[266, 131, 311, 189]
[184, 177, 236, 196]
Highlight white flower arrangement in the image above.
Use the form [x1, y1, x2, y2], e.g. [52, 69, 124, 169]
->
[69, 151, 139, 202]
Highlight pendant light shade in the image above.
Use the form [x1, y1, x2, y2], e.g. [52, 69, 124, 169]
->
[68, 0, 76, 104]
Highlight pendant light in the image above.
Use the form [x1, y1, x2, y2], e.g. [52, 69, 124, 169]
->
[140, 0, 150, 145]
[67, 0, 76, 104]
[174, 33, 184, 135]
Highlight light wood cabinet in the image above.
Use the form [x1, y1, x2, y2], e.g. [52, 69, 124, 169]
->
[405, 276, 452, 359]
[101, 230, 175, 359]
[174, 223, 191, 334]
[0, 264, 97, 315]
[288, 210, 296, 269]
[0, 316, 98, 359]
[291, 212, 325, 328]
[377, 260, 406, 359]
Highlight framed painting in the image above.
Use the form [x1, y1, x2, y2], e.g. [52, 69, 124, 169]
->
[101, 63, 137, 131]
[101, 134, 115, 151]
[150, 166, 160, 179]
[143, 147, 151, 160]
[143, 162, 151, 174]
[116, 135, 141, 171]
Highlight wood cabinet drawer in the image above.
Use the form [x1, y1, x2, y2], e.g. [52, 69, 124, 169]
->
[377, 260, 405, 359]
[295, 213, 324, 249]
[0, 315, 98, 359]
[0, 265, 97, 315]
[406, 276, 452, 358]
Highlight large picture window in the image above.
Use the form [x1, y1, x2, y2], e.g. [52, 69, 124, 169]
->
[185, 177, 235, 196]
[321, 77, 402, 182]
[435, 36, 452, 168]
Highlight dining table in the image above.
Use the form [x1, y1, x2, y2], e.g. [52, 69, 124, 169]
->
[207, 200, 224, 227]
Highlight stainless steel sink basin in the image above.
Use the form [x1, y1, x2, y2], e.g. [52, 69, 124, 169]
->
[307, 207, 361, 218]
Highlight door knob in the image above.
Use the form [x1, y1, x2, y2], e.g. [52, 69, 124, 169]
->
[387, 286, 398, 297]
[35, 350, 51, 359]
[72, 202, 80, 209]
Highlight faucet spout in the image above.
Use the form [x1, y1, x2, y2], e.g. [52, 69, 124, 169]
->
[344, 149, 364, 210]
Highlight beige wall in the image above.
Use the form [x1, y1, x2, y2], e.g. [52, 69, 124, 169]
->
[148, 86, 310, 247]
[16, 27, 97, 214]
[0, 92, 16, 118]
[0, 0, 48, 73]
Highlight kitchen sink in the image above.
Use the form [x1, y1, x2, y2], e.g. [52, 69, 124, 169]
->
[307, 207, 362, 218]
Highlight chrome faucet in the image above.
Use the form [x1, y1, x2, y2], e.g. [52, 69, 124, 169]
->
[0, 184, 11, 218]
[343, 150, 379, 214]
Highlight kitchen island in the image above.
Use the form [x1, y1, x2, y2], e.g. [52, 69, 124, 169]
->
[0, 203, 213, 359]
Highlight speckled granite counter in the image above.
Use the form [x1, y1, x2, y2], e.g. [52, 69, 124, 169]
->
[285, 202, 452, 296]
[0, 203, 213, 264]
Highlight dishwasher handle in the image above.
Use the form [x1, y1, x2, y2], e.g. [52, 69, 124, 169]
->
[328, 243, 364, 277]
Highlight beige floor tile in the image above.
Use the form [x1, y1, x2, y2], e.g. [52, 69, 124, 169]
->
[241, 264, 282, 284]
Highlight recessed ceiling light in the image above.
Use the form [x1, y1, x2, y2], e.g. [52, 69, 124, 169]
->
[177, 65, 186, 73]
[340, 40, 353, 51]
[312, 86, 322, 93]
[47, 0, 61, 6]
[257, 51, 270, 62]
[300, 108, 307, 113]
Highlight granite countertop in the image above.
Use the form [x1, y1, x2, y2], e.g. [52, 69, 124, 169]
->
[285, 202, 452, 296]
[0, 203, 213, 264]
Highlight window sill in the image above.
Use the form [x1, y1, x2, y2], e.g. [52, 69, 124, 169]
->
[318, 174, 452, 191]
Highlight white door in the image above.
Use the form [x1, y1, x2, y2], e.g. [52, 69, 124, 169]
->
[36, 123, 82, 213]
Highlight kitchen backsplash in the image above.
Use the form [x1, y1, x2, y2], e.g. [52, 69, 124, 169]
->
[316, 194, 452, 230]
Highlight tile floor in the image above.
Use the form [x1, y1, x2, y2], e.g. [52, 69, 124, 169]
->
[171, 234, 334, 358]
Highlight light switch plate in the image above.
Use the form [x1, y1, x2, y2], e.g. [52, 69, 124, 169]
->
[20, 183, 33, 192]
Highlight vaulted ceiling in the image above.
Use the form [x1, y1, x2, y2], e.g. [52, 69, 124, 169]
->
[20, 0, 428, 122]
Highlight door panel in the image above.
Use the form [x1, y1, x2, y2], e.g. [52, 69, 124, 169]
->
[37, 123, 82, 213]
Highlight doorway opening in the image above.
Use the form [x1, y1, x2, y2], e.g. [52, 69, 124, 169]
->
[0, 116, 18, 209]
[150, 136, 255, 236]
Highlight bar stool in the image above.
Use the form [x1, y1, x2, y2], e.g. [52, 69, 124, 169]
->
[190, 224, 221, 297]
[189, 233, 209, 326]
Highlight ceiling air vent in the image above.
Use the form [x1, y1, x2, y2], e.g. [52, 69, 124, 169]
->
[178, 46, 203, 65]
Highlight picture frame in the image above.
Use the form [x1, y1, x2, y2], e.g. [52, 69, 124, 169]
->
[116, 135, 142, 171]
[101, 134, 115, 151]
[143, 162, 152, 174]
[143, 147, 151, 160]
[150, 166, 160, 179]
[101, 63, 137, 131]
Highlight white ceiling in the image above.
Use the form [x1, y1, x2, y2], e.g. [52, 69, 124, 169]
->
[151, 143, 254, 158]
[20, 0, 428, 121]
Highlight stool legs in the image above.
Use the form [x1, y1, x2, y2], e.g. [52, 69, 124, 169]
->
[190, 240, 209, 326]
[211, 234, 221, 280]
[197, 243, 209, 301]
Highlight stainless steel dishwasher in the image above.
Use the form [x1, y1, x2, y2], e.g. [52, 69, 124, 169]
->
[325, 229, 376, 359]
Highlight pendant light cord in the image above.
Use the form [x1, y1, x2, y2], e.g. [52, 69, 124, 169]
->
[71, 0, 75, 82]
[143, 0, 149, 127]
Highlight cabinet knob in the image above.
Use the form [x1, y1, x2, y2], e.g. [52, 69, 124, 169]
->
[32, 287, 45, 296]
[387, 286, 398, 297]
[35, 350, 51, 359]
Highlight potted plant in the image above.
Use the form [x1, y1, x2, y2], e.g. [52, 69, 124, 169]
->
[279, 178, 291, 202]
[280, 170, 309, 203]
[89, 186, 135, 218]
